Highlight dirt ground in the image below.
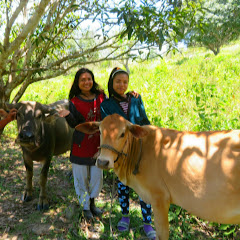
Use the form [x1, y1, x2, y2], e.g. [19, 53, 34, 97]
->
[0, 137, 146, 240]
[1, 137, 240, 240]
[0, 138, 113, 240]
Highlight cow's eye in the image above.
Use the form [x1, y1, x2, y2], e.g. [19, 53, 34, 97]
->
[120, 132, 125, 138]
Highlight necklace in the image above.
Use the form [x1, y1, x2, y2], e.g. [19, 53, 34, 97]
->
[80, 93, 95, 100]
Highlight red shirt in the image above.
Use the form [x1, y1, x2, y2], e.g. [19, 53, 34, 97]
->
[69, 92, 105, 165]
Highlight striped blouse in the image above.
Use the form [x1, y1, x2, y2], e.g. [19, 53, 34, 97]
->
[119, 101, 129, 115]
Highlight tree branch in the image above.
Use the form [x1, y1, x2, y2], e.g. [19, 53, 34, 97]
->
[2, 0, 51, 61]
[11, 77, 33, 103]
[4, 0, 28, 48]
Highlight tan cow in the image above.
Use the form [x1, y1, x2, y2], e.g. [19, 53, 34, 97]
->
[75, 113, 240, 240]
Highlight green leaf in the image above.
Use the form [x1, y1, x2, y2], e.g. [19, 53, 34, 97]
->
[223, 227, 235, 236]
[219, 224, 230, 230]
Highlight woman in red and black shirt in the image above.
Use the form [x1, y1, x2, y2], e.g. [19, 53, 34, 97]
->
[59, 68, 106, 221]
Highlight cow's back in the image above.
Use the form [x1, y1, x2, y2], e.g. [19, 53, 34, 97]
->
[156, 128, 240, 224]
[125, 126, 240, 224]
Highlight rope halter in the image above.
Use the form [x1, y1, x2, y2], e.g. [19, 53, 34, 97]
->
[98, 144, 128, 163]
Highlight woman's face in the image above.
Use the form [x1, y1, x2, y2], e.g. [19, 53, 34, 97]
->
[78, 72, 93, 93]
[112, 73, 129, 97]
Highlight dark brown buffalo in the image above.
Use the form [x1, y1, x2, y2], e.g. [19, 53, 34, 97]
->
[6, 100, 73, 210]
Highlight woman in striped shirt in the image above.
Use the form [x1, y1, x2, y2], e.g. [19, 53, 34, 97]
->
[100, 67, 156, 240]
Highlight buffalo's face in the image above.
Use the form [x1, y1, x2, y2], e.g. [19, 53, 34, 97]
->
[15, 102, 45, 149]
[6, 101, 56, 150]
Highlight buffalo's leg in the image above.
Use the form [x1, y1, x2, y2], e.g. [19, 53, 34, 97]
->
[22, 156, 33, 202]
[37, 158, 51, 210]
[151, 196, 170, 240]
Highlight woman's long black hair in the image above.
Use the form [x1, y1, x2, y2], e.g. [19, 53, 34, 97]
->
[68, 68, 102, 100]
[108, 67, 129, 101]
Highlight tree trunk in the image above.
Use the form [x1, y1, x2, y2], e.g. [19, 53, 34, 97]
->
[0, 88, 11, 109]
[213, 47, 220, 56]
[123, 58, 130, 74]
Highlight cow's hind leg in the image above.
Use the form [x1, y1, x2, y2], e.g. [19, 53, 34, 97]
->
[37, 158, 51, 210]
[151, 197, 170, 240]
[22, 156, 33, 202]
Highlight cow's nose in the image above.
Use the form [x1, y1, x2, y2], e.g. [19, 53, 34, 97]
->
[96, 158, 109, 169]
[19, 129, 34, 140]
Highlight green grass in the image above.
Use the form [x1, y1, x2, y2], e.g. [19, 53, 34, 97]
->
[2, 41, 240, 239]
[8, 41, 240, 133]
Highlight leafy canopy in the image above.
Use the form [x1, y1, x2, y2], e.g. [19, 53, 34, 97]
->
[184, 0, 240, 55]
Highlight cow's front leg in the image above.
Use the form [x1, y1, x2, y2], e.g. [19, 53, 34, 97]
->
[151, 196, 170, 240]
[22, 157, 33, 202]
[38, 157, 51, 210]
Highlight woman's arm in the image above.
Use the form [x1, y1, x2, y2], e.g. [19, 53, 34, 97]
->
[0, 109, 17, 130]
[138, 96, 150, 125]
[0, 109, 8, 118]
[59, 101, 85, 128]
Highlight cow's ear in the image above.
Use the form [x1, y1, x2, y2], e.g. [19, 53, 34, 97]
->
[128, 124, 148, 138]
[75, 122, 100, 134]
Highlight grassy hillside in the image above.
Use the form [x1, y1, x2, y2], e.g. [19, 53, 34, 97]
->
[2, 41, 240, 239]
[6, 40, 240, 135]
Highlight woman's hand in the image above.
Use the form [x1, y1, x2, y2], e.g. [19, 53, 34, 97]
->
[6, 109, 17, 121]
[58, 109, 70, 118]
[0, 108, 17, 121]
[129, 91, 139, 98]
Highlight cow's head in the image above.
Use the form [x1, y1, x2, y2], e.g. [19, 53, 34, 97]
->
[75, 114, 148, 170]
[6, 101, 60, 150]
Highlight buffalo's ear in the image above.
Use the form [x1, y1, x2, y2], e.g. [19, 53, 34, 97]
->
[128, 123, 148, 138]
[41, 104, 57, 116]
[5, 102, 21, 110]
[75, 122, 100, 134]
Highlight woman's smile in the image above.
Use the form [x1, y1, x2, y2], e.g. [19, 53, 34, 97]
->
[113, 73, 129, 97]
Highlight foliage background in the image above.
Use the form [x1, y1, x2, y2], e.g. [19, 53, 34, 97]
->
[8, 40, 240, 132]
[1, 41, 240, 239]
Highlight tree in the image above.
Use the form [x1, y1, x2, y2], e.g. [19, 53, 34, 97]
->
[0, 0, 147, 106]
[184, 0, 240, 55]
[0, 0, 201, 107]
[111, 0, 202, 53]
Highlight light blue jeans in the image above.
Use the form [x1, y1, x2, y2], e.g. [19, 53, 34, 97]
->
[72, 163, 103, 210]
